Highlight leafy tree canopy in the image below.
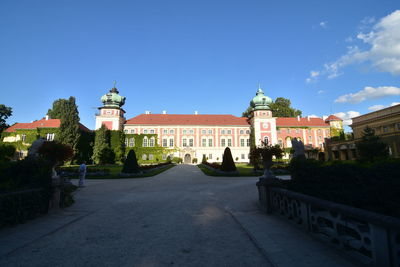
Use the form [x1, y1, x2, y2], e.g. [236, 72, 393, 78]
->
[47, 99, 69, 119]
[0, 104, 12, 133]
[356, 126, 389, 162]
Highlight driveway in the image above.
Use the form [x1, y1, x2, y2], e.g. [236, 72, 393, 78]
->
[0, 165, 356, 267]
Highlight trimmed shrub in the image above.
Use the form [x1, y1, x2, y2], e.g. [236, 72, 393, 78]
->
[172, 157, 182, 164]
[122, 150, 140, 173]
[192, 158, 198, 164]
[201, 154, 207, 164]
[221, 147, 237, 172]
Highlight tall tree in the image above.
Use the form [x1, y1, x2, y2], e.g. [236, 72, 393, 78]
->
[92, 124, 109, 164]
[269, 97, 302, 117]
[48, 97, 81, 157]
[356, 126, 389, 162]
[0, 104, 12, 133]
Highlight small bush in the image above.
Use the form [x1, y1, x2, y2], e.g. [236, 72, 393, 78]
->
[221, 147, 237, 172]
[192, 158, 198, 164]
[122, 150, 140, 173]
[172, 157, 182, 164]
[201, 154, 207, 164]
[0, 144, 16, 162]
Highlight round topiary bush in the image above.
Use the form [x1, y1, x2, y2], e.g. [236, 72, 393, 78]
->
[122, 150, 140, 173]
[221, 147, 237, 172]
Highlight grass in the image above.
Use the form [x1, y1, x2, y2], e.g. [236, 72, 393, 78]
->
[61, 164, 175, 179]
[197, 163, 262, 177]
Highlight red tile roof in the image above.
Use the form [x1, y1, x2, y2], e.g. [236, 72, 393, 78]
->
[325, 115, 342, 122]
[125, 114, 250, 126]
[5, 118, 90, 132]
[276, 117, 329, 127]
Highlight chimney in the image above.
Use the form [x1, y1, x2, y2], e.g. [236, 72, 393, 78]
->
[307, 116, 310, 121]
[45, 115, 49, 120]
[297, 115, 300, 121]
[145, 111, 151, 115]
[194, 111, 198, 115]
[162, 110, 167, 114]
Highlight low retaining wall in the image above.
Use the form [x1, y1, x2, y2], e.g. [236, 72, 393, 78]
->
[257, 178, 400, 267]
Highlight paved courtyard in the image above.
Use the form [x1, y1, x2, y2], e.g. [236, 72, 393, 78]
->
[0, 165, 357, 267]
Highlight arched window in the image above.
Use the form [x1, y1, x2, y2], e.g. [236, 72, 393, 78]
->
[149, 137, 155, 147]
[142, 137, 148, 147]
[142, 154, 147, 160]
[263, 136, 269, 145]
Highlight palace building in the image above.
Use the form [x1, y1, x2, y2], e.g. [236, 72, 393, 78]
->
[96, 86, 343, 163]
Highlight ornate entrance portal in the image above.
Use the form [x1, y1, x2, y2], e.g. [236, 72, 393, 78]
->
[184, 154, 191, 164]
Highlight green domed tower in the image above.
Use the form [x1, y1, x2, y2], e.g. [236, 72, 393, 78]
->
[95, 84, 126, 130]
[249, 85, 277, 147]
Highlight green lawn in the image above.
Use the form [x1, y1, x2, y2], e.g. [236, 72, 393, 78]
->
[61, 164, 175, 179]
[197, 163, 262, 177]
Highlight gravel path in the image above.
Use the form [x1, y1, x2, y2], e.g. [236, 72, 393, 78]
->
[0, 165, 357, 267]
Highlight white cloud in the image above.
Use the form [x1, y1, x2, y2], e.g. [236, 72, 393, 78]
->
[306, 70, 320, 83]
[318, 90, 325, 94]
[334, 111, 360, 126]
[307, 114, 319, 118]
[309, 10, 400, 81]
[391, 102, 400, 106]
[319, 21, 327, 28]
[368, 104, 386, 111]
[335, 86, 400, 103]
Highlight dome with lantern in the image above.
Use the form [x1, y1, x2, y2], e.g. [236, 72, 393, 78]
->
[101, 87, 126, 108]
[250, 86, 272, 110]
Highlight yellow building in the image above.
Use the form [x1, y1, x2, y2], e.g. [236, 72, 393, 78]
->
[351, 104, 400, 158]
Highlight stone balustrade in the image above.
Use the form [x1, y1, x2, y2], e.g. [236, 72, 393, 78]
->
[257, 179, 400, 267]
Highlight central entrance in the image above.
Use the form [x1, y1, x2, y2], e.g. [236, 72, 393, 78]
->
[184, 154, 191, 164]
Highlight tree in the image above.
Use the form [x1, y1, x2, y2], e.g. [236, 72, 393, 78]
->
[221, 147, 237, 172]
[356, 126, 389, 162]
[269, 97, 302, 117]
[92, 124, 109, 164]
[122, 149, 140, 173]
[0, 104, 12, 133]
[242, 106, 252, 119]
[201, 154, 207, 164]
[110, 130, 125, 163]
[48, 97, 81, 158]
[0, 144, 16, 162]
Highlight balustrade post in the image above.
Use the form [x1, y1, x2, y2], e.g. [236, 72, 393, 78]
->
[370, 224, 391, 267]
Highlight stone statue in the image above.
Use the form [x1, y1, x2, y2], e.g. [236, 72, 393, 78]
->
[27, 138, 46, 158]
[291, 138, 306, 159]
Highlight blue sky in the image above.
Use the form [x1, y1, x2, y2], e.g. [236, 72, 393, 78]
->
[1, 0, 399, 131]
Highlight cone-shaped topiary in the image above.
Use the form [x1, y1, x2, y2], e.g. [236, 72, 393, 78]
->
[221, 147, 237, 172]
[122, 149, 140, 173]
[202, 154, 207, 164]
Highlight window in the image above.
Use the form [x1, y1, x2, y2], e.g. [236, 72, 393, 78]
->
[129, 138, 135, 147]
[202, 129, 206, 134]
[190, 129, 194, 134]
[263, 136, 269, 145]
[277, 129, 281, 134]
[143, 137, 148, 147]
[287, 128, 291, 134]
[131, 129, 135, 134]
[169, 138, 174, 147]
[247, 139, 250, 147]
[383, 126, 389, 133]
[162, 154, 167, 160]
[296, 129, 300, 134]
[202, 138, 207, 147]
[125, 138, 128, 147]
[208, 129, 213, 134]
[21, 134, 26, 142]
[209, 154, 212, 159]
[221, 130, 225, 134]
[240, 130, 244, 134]
[46, 133, 54, 141]
[149, 137, 155, 147]
[208, 139, 213, 147]
[308, 129, 311, 134]
[240, 139, 245, 147]
[183, 138, 187, 147]
[318, 136, 322, 140]
[246, 130, 250, 134]
[142, 154, 147, 160]
[150, 129, 155, 134]
[169, 129, 174, 134]
[149, 154, 154, 160]
[143, 129, 148, 134]
[183, 130, 187, 134]
[221, 139, 226, 147]
[163, 129, 168, 134]
[326, 129, 330, 135]
[318, 129, 321, 134]
[241, 154, 245, 160]
[309, 136, 312, 143]
[248, 154, 250, 159]
[189, 138, 194, 147]
[278, 139, 283, 147]
[162, 139, 168, 147]
[227, 139, 232, 147]
[227, 130, 232, 134]
[124, 129, 128, 133]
